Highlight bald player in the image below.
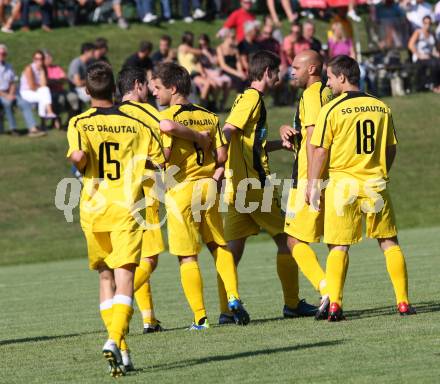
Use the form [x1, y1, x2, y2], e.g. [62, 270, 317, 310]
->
[280, 50, 333, 320]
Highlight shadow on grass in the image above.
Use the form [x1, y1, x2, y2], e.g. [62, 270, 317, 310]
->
[0, 330, 101, 346]
[345, 300, 440, 320]
[132, 339, 344, 373]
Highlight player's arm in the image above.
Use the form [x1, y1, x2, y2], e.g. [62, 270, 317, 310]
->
[69, 150, 87, 172]
[266, 140, 292, 152]
[305, 146, 328, 209]
[386, 145, 396, 172]
[306, 125, 316, 180]
[222, 123, 238, 144]
[159, 119, 211, 151]
[213, 145, 228, 191]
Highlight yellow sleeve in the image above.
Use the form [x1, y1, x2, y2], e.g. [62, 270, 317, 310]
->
[212, 117, 226, 149]
[310, 107, 333, 150]
[148, 131, 165, 166]
[66, 117, 89, 158]
[159, 107, 175, 149]
[302, 89, 323, 127]
[386, 109, 398, 146]
[225, 91, 260, 130]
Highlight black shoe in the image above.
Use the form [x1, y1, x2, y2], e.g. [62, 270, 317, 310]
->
[315, 295, 330, 321]
[143, 321, 164, 334]
[283, 299, 318, 318]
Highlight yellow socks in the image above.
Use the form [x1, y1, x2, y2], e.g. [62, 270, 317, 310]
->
[292, 243, 327, 295]
[134, 281, 157, 325]
[326, 249, 349, 306]
[108, 295, 134, 348]
[133, 259, 153, 292]
[384, 245, 409, 304]
[277, 253, 299, 308]
[180, 261, 206, 323]
[213, 247, 239, 299]
[100, 298, 129, 351]
[216, 274, 231, 314]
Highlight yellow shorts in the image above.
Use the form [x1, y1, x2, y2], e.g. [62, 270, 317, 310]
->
[324, 182, 397, 245]
[84, 230, 143, 270]
[224, 188, 284, 241]
[284, 187, 323, 243]
[166, 179, 226, 256]
[142, 200, 165, 258]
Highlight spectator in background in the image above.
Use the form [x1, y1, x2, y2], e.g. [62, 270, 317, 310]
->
[198, 33, 231, 111]
[0, 0, 21, 33]
[93, 37, 110, 63]
[151, 35, 175, 65]
[122, 41, 154, 76]
[404, 0, 434, 30]
[216, 28, 246, 92]
[19, 50, 56, 121]
[181, 0, 205, 23]
[329, 7, 354, 40]
[21, 0, 53, 32]
[266, 0, 297, 26]
[218, 0, 255, 43]
[408, 15, 440, 92]
[375, 0, 407, 49]
[68, 42, 95, 104]
[263, 15, 283, 44]
[177, 31, 211, 106]
[238, 20, 261, 73]
[328, 21, 356, 58]
[303, 21, 323, 55]
[283, 22, 310, 66]
[0, 44, 41, 136]
[44, 50, 80, 125]
[141, 0, 174, 23]
[436, 1, 440, 42]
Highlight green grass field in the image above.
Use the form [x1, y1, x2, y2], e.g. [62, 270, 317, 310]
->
[0, 226, 439, 383]
[0, 20, 439, 384]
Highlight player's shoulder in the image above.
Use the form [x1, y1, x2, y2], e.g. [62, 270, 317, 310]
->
[68, 108, 97, 128]
[119, 101, 162, 122]
[232, 88, 262, 109]
[173, 103, 219, 120]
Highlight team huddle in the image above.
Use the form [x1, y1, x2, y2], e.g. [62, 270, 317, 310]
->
[67, 50, 415, 378]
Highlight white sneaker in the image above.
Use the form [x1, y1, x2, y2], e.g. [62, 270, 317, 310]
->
[184, 16, 193, 23]
[102, 339, 126, 377]
[1, 26, 13, 33]
[142, 12, 157, 23]
[193, 8, 206, 19]
[121, 350, 135, 372]
[347, 10, 361, 22]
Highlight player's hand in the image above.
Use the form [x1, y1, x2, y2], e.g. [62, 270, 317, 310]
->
[197, 131, 211, 151]
[281, 139, 293, 150]
[305, 180, 321, 211]
[279, 125, 297, 142]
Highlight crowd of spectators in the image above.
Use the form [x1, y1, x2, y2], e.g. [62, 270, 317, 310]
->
[0, 0, 439, 136]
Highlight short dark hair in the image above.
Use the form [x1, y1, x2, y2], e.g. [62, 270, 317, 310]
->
[328, 55, 360, 85]
[248, 50, 280, 82]
[81, 42, 95, 54]
[95, 37, 108, 50]
[139, 41, 153, 53]
[181, 31, 194, 46]
[152, 62, 191, 97]
[86, 61, 115, 100]
[160, 34, 172, 44]
[117, 67, 146, 96]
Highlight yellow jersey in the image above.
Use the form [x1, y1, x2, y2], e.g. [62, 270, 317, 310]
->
[225, 88, 270, 192]
[292, 81, 333, 185]
[161, 103, 225, 183]
[311, 91, 397, 187]
[66, 105, 165, 232]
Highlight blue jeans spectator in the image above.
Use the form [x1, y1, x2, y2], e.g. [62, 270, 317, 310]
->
[0, 95, 37, 133]
[21, 0, 53, 28]
[182, 0, 201, 18]
[137, 0, 171, 19]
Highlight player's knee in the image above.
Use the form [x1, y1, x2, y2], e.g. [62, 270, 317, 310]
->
[378, 236, 399, 252]
[328, 244, 349, 252]
[178, 256, 197, 265]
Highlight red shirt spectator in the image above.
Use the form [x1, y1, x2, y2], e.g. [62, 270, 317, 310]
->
[222, 0, 256, 43]
[282, 23, 311, 65]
